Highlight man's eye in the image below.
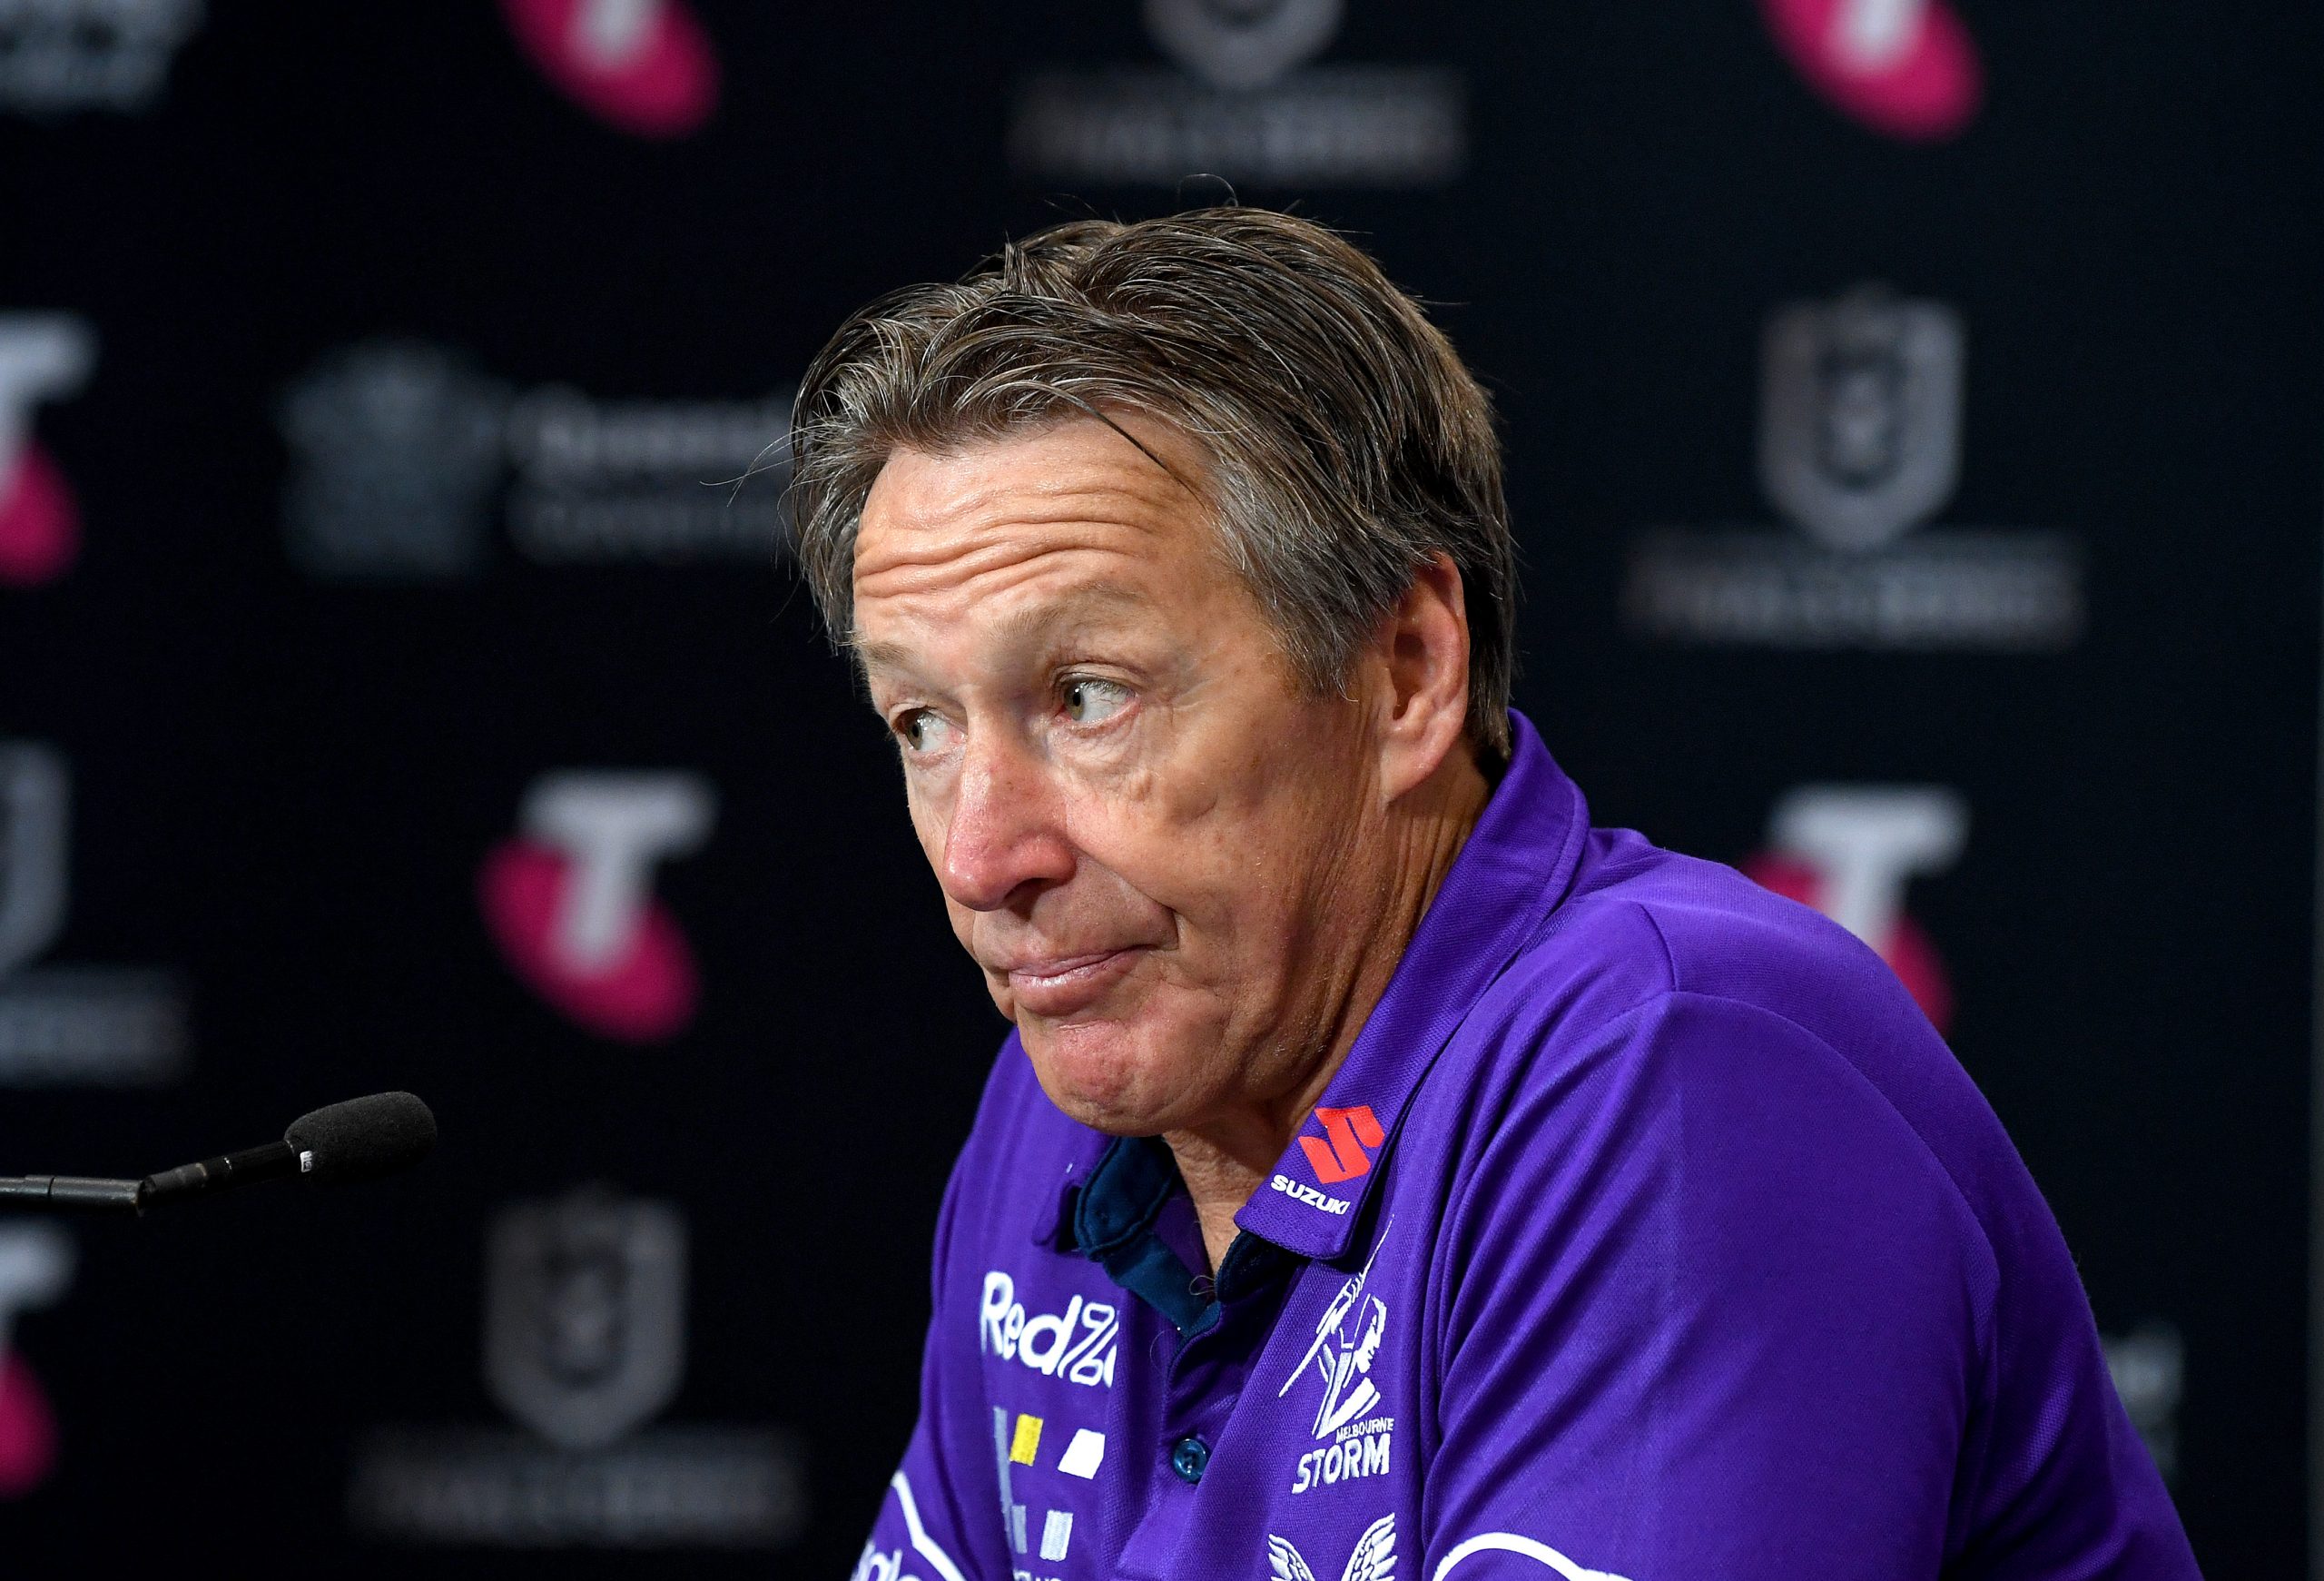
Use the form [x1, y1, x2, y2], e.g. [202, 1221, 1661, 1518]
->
[896, 711, 950, 752]
[1062, 677, 1132, 725]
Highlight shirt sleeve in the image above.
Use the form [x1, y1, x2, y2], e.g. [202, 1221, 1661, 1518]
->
[1420, 991, 1994, 1581]
[851, 1148, 1009, 1581]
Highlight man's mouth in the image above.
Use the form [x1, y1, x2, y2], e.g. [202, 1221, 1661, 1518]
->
[997, 948, 1147, 1017]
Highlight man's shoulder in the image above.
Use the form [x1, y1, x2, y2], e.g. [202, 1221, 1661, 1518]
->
[1482, 824, 1924, 1055]
[1448, 822, 2029, 1267]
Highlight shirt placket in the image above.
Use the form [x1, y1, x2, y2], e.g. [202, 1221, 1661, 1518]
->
[1115, 1238, 1295, 1579]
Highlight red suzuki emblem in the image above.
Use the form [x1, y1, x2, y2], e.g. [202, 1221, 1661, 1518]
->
[1299, 1105, 1384, 1185]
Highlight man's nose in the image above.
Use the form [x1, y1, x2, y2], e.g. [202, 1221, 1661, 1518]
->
[938, 736, 1075, 912]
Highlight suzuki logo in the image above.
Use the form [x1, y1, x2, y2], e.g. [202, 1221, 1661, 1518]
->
[0, 316, 95, 588]
[479, 771, 715, 1042]
[0, 1223, 72, 1497]
[1758, 0, 1983, 143]
[1745, 785, 1966, 1031]
[499, 0, 719, 139]
[1298, 1103, 1384, 1185]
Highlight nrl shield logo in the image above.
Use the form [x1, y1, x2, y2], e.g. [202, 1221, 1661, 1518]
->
[0, 743, 67, 979]
[1758, 285, 1963, 552]
[485, 1188, 686, 1449]
[1144, 0, 1342, 90]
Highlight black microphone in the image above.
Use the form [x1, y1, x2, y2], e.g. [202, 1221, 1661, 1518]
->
[0, 1092, 437, 1215]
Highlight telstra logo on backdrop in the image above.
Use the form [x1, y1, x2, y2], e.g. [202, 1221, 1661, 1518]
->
[1745, 785, 1966, 1032]
[0, 316, 94, 588]
[499, 0, 718, 138]
[0, 1222, 73, 1498]
[479, 771, 715, 1042]
[1758, 0, 1983, 142]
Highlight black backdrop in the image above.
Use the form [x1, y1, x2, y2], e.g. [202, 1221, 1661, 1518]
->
[1, 1, 2317, 1573]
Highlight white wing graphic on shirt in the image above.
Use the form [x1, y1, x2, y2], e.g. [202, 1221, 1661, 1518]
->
[1269, 1514, 1398, 1581]
[1344, 1513, 1398, 1581]
[1430, 1531, 1631, 1581]
[1269, 1535, 1321, 1581]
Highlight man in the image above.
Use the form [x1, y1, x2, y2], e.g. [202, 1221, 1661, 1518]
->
[789, 209, 2197, 1580]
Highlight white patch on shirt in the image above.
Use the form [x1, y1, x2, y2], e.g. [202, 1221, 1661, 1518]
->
[1057, 1427, 1107, 1479]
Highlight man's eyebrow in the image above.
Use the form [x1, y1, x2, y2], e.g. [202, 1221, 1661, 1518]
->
[848, 583, 1152, 673]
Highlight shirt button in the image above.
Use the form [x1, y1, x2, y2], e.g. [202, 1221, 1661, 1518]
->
[1169, 1436, 1210, 1484]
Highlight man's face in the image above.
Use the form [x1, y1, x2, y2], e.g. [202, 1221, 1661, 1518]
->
[852, 416, 1390, 1137]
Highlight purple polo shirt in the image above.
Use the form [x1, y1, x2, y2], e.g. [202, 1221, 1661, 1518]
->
[852, 711, 2198, 1581]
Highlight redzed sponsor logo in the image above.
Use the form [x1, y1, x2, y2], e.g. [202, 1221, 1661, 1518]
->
[1758, 0, 1982, 143]
[1298, 1103, 1384, 1185]
[500, 0, 718, 139]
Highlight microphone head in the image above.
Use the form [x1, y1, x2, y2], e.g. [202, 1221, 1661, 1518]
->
[283, 1092, 437, 1186]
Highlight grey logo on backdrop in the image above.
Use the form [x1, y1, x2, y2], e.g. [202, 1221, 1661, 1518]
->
[279, 339, 793, 578]
[0, 0, 204, 115]
[278, 341, 509, 580]
[1143, 0, 1342, 90]
[1622, 282, 2082, 652]
[0, 743, 68, 976]
[2103, 1323, 2185, 1484]
[1012, 0, 1462, 189]
[349, 1184, 804, 1548]
[1759, 286, 1964, 553]
[0, 741, 186, 1085]
[485, 1187, 686, 1450]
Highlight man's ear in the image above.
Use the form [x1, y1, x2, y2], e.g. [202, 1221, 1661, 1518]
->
[1374, 551, 1473, 802]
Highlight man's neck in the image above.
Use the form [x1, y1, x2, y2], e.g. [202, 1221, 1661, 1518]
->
[1164, 750, 1493, 1273]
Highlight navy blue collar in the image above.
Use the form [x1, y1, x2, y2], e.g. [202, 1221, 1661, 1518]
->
[1059, 1134, 1295, 1335]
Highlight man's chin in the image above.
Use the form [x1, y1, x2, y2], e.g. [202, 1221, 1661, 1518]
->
[1019, 1020, 1203, 1136]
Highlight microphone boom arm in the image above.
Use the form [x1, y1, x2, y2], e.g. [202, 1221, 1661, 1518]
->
[0, 1175, 144, 1213]
[0, 1091, 431, 1216]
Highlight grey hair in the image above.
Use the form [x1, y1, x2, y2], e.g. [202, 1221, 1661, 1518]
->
[786, 207, 1517, 761]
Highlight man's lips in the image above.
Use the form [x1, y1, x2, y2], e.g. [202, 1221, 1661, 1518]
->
[995, 947, 1148, 1016]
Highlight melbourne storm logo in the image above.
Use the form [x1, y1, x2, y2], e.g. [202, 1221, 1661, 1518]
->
[1279, 1230, 1393, 1494]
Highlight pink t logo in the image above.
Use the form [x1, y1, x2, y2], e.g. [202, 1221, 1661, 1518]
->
[499, 0, 719, 139]
[0, 317, 95, 588]
[479, 771, 716, 1042]
[1759, 0, 1983, 143]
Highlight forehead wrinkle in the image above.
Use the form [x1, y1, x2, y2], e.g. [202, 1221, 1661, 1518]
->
[851, 577, 1155, 675]
[857, 485, 1189, 583]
